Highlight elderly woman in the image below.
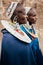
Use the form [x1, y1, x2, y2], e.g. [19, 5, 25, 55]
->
[20, 7, 43, 65]
[1, 1, 42, 65]
[26, 7, 43, 65]
[1, 1, 37, 65]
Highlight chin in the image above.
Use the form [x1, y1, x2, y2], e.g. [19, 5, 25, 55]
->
[32, 20, 36, 24]
[33, 22, 36, 24]
[20, 22, 26, 24]
[22, 21, 27, 24]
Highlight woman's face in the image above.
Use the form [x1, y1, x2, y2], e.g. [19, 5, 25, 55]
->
[15, 4, 27, 24]
[17, 10, 27, 24]
[27, 8, 38, 24]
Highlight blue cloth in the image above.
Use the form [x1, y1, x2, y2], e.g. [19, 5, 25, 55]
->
[20, 25, 32, 40]
[20, 25, 35, 40]
[20, 25, 43, 65]
[1, 29, 36, 65]
[1, 29, 43, 65]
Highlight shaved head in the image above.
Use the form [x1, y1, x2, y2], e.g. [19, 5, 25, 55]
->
[27, 8, 37, 17]
[27, 8, 38, 25]
[11, 2, 27, 24]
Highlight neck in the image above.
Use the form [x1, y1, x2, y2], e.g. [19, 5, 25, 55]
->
[29, 21, 32, 25]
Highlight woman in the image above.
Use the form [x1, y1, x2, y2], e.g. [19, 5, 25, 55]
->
[1, 1, 41, 65]
[20, 7, 43, 65]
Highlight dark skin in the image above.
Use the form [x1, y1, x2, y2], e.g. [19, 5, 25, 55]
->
[27, 8, 38, 25]
[17, 13, 27, 24]
[11, 3, 27, 24]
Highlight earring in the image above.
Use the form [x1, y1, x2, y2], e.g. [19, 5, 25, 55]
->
[13, 15, 17, 23]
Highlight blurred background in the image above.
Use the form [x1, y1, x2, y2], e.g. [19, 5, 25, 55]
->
[0, 0, 43, 53]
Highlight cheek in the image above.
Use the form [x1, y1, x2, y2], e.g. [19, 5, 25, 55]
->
[30, 17, 35, 21]
[29, 17, 33, 21]
[29, 17, 36, 23]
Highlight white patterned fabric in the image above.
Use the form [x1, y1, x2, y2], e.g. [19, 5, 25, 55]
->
[25, 7, 31, 14]
[6, 2, 18, 19]
[1, 20, 32, 43]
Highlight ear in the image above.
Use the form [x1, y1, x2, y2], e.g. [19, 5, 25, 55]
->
[18, 0, 25, 5]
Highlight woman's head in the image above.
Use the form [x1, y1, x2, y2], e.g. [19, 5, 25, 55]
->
[11, 2, 27, 24]
[27, 8, 38, 25]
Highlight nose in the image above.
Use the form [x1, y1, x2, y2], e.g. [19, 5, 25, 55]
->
[35, 16, 38, 21]
[36, 16, 38, 19]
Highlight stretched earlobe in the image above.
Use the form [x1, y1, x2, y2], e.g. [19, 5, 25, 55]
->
[13, 15, 17, 22]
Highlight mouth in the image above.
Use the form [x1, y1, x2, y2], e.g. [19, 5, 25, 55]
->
[33, 21, 36, 24]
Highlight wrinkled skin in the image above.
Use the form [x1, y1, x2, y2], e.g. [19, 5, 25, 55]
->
[27, 8, 38, 25]
[11, 3, 27, 24]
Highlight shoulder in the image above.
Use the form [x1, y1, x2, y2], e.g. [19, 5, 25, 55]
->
[1, 29, 16, 43]
[1, 29, 30, 52]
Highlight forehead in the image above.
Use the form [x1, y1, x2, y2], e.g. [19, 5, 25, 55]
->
[28, 8, 37, 16]
[15, 3, 26, 15]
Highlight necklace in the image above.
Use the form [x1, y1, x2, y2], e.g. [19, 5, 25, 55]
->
[9, 21, 24, 36]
